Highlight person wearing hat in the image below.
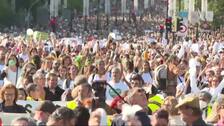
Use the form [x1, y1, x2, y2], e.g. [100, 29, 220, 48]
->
[176, 95, 207, 126]
[33, 100, 57, 126]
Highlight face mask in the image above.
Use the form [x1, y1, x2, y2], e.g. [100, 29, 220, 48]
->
[8, 59, 16, 66]
[199, 100, 208, 109]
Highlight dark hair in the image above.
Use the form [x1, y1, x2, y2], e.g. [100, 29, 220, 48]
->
[130, 73, 144, 86]
[36, 100, 56, 114]
[126, 60, 134, 72]
[11, 117, 36, 126]
[29, 48, 37, 56]
[31, 55, 42, 70]
[190, 107, 202, 116]
[74, 107, 90, 126]
[154, 109, 169, 122]
[18, 88, 27, 98]
[26, 83, 38, 96]
[48, 107, 75, 125]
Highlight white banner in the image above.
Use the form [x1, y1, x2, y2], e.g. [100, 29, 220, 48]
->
[16, 100, 67, 113]
[0, 112, 30, 125]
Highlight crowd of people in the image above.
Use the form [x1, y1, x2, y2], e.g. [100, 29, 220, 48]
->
[0, 13, 224, 126]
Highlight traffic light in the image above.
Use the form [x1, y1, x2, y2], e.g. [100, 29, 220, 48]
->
[177, 18, 183, 31]
[165, 17, 172, 32]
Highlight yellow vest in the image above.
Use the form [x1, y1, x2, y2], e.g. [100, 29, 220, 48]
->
[148, 94, 164, 113]
[206, 104, 212, 118]
[66, 100, 78, 110]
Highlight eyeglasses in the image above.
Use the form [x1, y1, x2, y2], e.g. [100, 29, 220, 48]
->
[4, 93, 15, 97]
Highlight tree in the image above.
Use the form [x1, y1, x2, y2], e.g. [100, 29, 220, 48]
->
[68, 0, 83, 12]
[209, 0, 224, 28]
[0, 0, 14, 26]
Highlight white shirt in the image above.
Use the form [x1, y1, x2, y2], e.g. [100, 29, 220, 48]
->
[4, 67, 21, 86]
[88, 72, 111, 85]
[18, 53, 29, 62]
[58, 78, 66, 90]
[190, 43, 200, 54]
[141, 72, 154, 85]
[105, 80, 129, 105]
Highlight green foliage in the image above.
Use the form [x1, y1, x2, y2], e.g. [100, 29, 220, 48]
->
[0, 0, 14, 26]
[68, 0, 83, 12]
[209, 0, 224, 28]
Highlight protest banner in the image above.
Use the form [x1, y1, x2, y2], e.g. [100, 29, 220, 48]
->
[0, 113, 30, 125]
[16, 100, 66, 113]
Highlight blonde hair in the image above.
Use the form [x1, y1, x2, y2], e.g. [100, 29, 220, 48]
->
[163, 96, 178, 116]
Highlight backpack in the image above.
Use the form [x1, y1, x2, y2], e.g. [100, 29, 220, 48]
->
[154, 64, 168, 91]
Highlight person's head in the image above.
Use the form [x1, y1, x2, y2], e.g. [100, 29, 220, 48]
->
[205, 69, 215, 84]
[29, 48, 38, 57]
[47, 107, 76, 126]
[11, 117, 36, 126]
[34, 100, 57, 123]
[33, 70, 46, 87]
[142, 60, 151, 72]
[78, 84, 93, 102]
[162, 96, 178, 116]
[0, 84, 18, 104]
[47, 73, 58, 89]
[111, 67, 121, 82]
[74, 107, 90, 126]
[20, 43, 27, 52]
[88, 108, 107, 126]
[176, 95, 202, 124]
[26, 83, 39, 100]
[69, 65, 78, 79]
[214, 66, 222, 76]
[151, 109, 169, 126]
[211, 76, 221, 88]
[61, 55, 72, 67]
[125, 60, 134, 72]
[130, 73, 144, 88]
[17, 88, 27, 100]
[52, 60, 60, 70]
[59, 65, 67, 78]
[96, 60, 105, 74]
[22, 75, 34, 88]
[31, 55, 42, 70]
[126, 87, 148, 109]
[73, 75, 88, 87]
[199, 91, 212, 104]
[22, 62, 37, 74]
[44, 56, 54, 70]
[6, 54, 19, 68]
